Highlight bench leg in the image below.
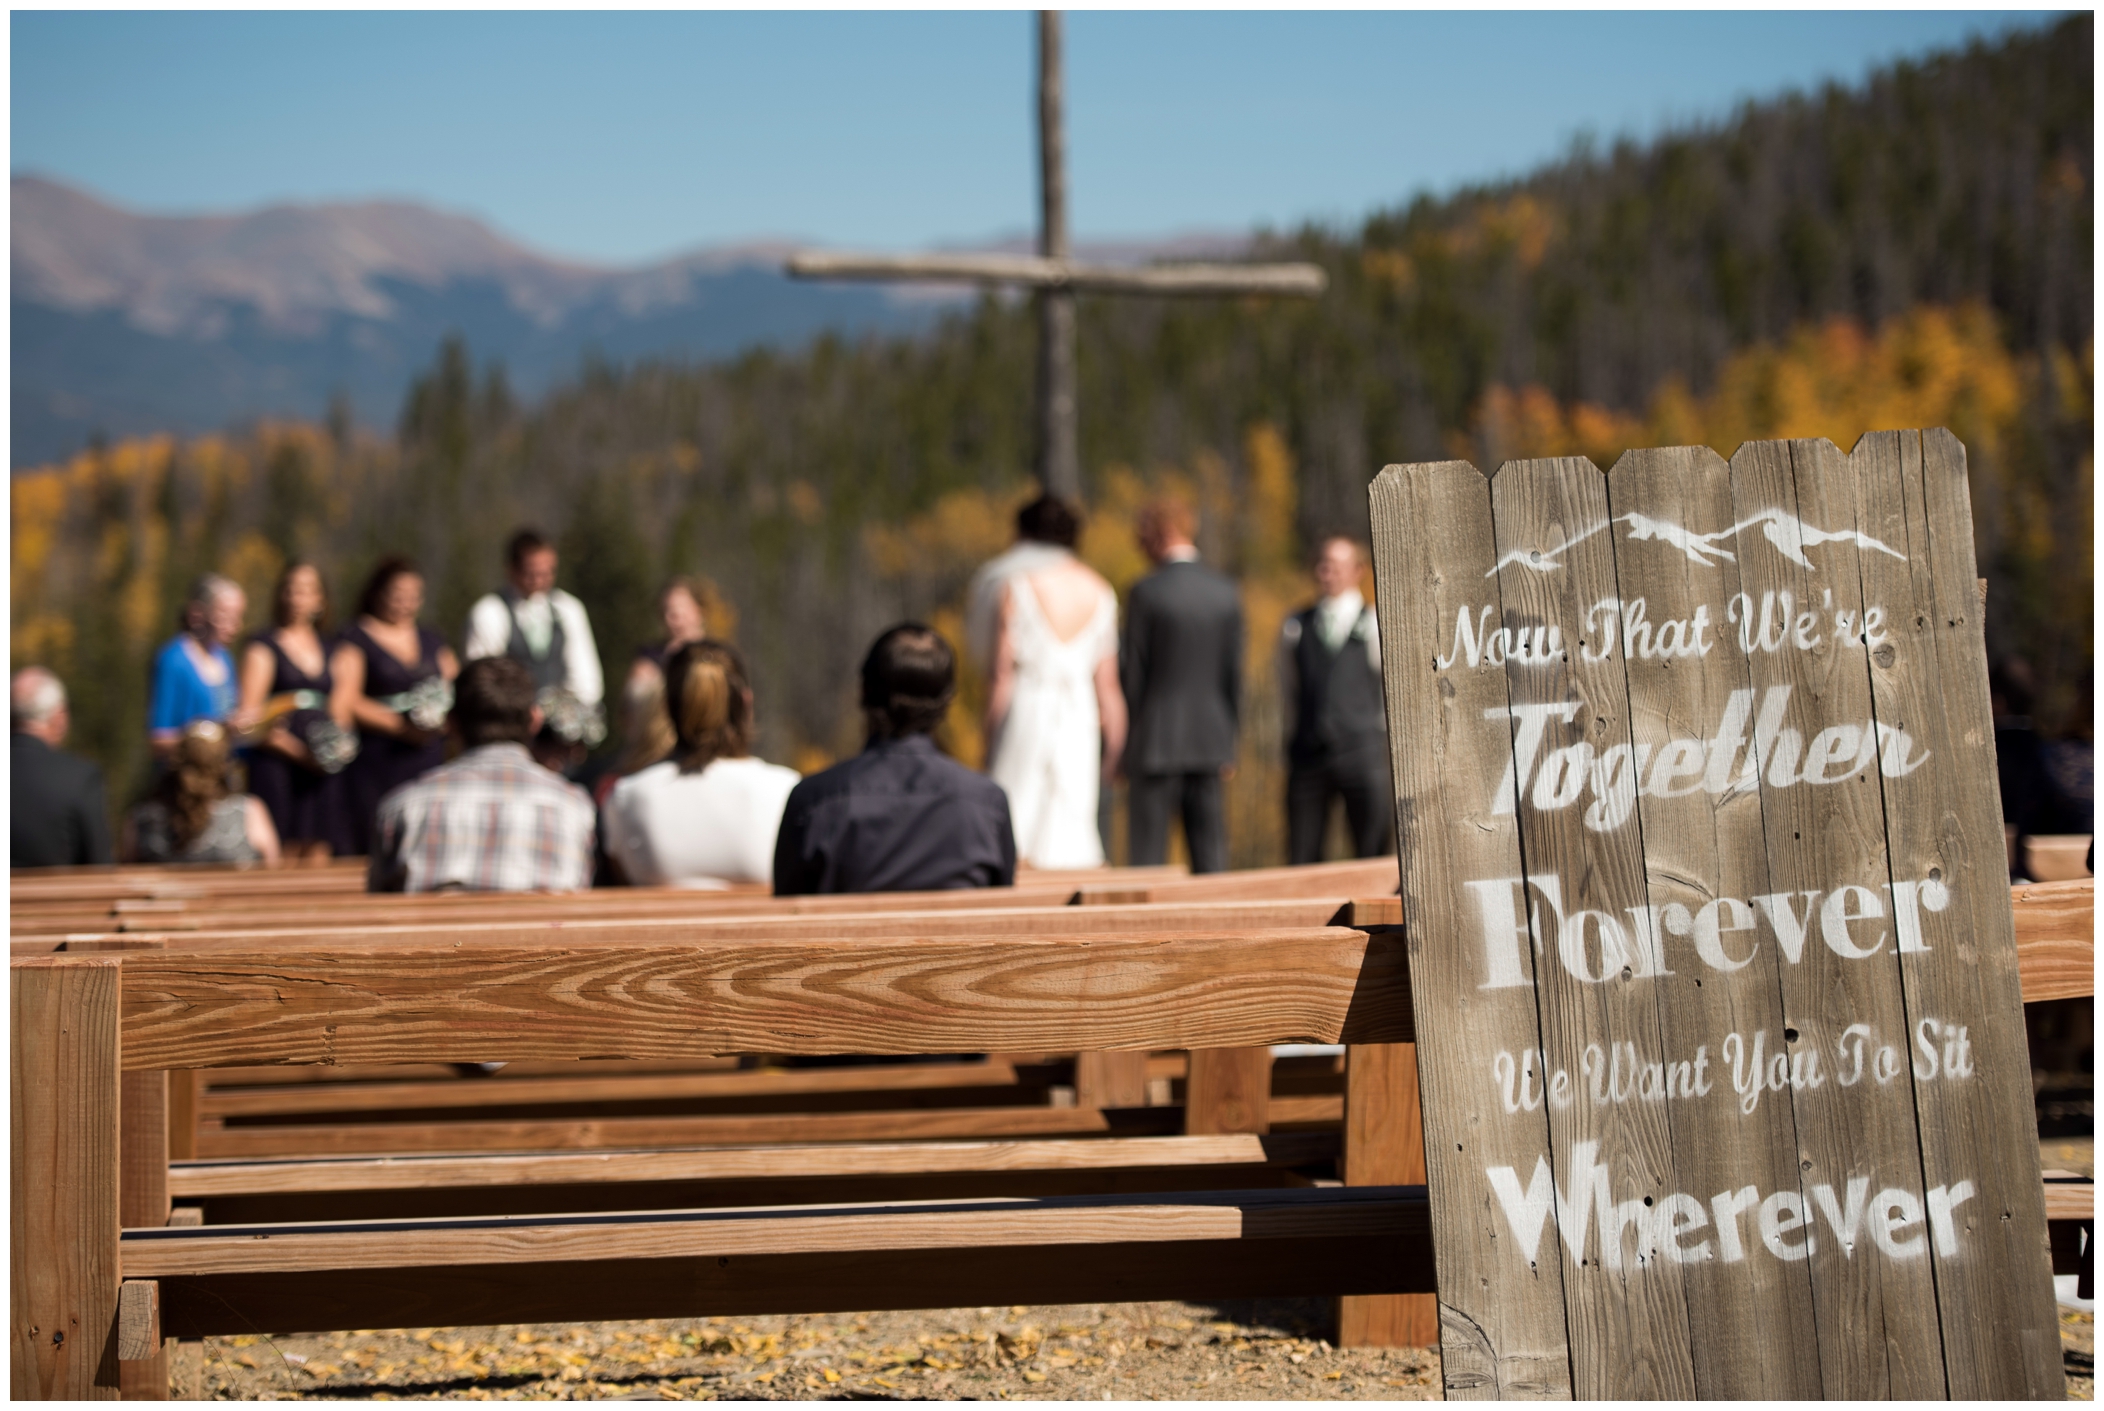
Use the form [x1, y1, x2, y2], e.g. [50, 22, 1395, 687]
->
[1074, 1052, 1150, 1110]
[167, 1071, 202, 1162]
[1338, 1042, 1438, 1348]
[11, 955, 123, 1399]
[1185, 1048, 1272, 1134]
[117, 1072, 169, 1399]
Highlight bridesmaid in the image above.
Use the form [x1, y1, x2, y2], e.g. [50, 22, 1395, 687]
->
[236, 562, 351, 862]
[330, 556, 459, 856]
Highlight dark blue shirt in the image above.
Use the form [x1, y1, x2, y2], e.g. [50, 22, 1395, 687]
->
[772, 734, 1016, 895]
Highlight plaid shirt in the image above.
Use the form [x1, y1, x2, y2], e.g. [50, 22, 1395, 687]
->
[369, 743, 596, 893]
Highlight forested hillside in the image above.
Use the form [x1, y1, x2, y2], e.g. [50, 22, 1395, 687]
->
[14, 15, 2091, 863]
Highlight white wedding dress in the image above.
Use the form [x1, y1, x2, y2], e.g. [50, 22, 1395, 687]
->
[988, 568, 1118, 870]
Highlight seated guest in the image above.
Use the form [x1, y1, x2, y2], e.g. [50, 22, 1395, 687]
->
[11, 667, 113, 867]
[369, 657, 596, 893]
[149, 574, 247, 757]
[773, 624, 1016, 894]
[603, 641, 800, 887]
[125, 721, 280, 866]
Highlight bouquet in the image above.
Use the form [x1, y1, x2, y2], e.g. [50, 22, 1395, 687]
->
[537, 686, 607, 748]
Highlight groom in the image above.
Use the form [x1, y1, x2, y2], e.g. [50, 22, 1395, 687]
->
[1118, 500, 1242, 873]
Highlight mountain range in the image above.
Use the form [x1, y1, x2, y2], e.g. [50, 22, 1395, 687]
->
[10, 174, 1240, 467]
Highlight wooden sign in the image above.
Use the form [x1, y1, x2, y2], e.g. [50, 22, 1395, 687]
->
[1369, 431, 2061, 1399]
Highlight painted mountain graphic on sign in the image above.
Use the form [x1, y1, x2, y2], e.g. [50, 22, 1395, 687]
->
[1487, 508, 1905, 576]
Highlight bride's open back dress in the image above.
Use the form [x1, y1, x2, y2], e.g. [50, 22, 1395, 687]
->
[988, 569, 1118, 869]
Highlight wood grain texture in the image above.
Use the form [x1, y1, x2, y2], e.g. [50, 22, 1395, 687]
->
[11, 956, 124, 1400]
[1185, 1049, 1273, 1134]
[123, 1186, 1420, 1278]
[115, 1283, 158, 1362]
[1338, 1042, 1437, 1348]
[1726, 437, 1945, 1396]
[199, 1058, 1026, 1118]
[1602, 445, 1819, 1396]
[50, 897, 1350, 952]
[1073, 1051, 1152, 1109]
[1074, 857, 1399, 906]
[154, 1231, 1433, 1340]
[1851, 428, 2061, 1398]
[167, 1133, 1341, 1198]
[2013, 880, 2095, 999]
[2043, 1184, 2095, 1222]
[166, 1071, 202, 1163]
[117, 929, 1413, 1070]
[1369, 460, 1571, 1400]
[191, 1104, 1181, 1160]
[1493, 455, 1697, 1399]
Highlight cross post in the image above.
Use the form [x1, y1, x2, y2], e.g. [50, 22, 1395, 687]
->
[789, 10, 1326, 499]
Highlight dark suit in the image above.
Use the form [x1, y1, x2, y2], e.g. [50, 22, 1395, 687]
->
[12, 732, 112, 868]
[1119, 556, 1243, 873]
[773, 734, 1016, 895]
[1282, 600, 1392, 863]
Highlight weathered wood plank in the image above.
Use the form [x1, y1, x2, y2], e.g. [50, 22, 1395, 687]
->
[11, 956, 123, 1400]
[167, 1132, 1342, 1198]
[1492, 454, 1697, 1399]
[2013, 880, 2096, 999]
[122, 1186, 1419, 1279]
[154, 1230, 1433, 1340]
[117, 929, 1413, 1070]
[199, 1058, 1028, 1118]
[1851, 428, 2061, 1398]
[1602, 445, 1820, 1396]
[1338, 1042, 1437, 1348]
[1369, 460, 1572, 1400]
[1726, 436, 1946, 1396]
[34, 897, 1349, 950]
[114, 1282, 158, 1362]
[192, 1104, 1176, 1160]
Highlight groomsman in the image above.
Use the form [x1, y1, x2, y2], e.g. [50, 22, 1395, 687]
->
[1118, 501, 1242, 873]
[1279, 536, 1392, 864]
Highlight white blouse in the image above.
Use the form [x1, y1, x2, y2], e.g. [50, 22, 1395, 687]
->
[601, 756, 801, 888]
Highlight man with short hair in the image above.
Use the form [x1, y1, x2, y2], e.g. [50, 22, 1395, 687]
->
[1280, 535, 1392, 864]
[11, 667, 112, 868]
[773, 624, 1016, 894]
[1119, 500, 1243, 873]
[368, 657, 597, 893]
[464, 530, 605, 758]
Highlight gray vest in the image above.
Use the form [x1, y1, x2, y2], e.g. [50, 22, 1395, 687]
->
[502, 589, 568, 692]
[1288, 604, 1385, 767]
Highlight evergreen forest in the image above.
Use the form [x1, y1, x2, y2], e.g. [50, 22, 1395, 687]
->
[12, 15, 2092, 866]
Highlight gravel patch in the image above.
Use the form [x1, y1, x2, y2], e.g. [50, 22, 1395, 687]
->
[184, 1298, 1441, 1400]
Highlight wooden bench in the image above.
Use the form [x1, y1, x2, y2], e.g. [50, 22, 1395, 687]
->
[16, 878, 2087, 1396]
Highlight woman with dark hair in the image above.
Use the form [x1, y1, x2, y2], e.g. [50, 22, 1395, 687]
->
[329, 556, 459, 855]
[236, 561, 353, 861]
[601, 640, 799, 888]
[978, 494, 1124, 869]
[125, 721, 280, 865]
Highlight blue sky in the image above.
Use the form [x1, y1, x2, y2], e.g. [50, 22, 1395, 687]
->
[12, 10, 2059, 267]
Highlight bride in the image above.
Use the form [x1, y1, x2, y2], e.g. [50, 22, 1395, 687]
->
[973, 495, 1127, 869]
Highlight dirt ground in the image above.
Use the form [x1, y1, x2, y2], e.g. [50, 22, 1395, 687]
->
[186, 1299, 2090, 1401]
[187, 1298, 1440, 1401]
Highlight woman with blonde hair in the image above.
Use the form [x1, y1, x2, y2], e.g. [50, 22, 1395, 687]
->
[125, 721, 281, 865]
[601, 640, 798, 887]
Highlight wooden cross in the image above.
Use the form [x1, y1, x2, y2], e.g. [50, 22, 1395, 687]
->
[789, 11, 1326, 501]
